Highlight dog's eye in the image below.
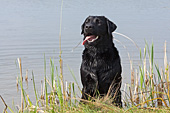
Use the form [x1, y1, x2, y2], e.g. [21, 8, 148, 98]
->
[95, 19, 102, 25]
[85, 19, 90, 23]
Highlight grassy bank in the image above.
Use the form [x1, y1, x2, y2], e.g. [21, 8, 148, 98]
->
[0, 41, 169, 113]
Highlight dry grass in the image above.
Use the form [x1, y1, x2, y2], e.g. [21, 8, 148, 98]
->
[0, 35, 168, 113]
[123, 41, 170, 111]
[2, 37, 168, 113]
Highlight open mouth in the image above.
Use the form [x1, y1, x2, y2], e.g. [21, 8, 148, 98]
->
[82, 35, 99, 45]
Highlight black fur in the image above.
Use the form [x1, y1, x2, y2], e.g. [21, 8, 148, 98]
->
[80, 16, 122, 107]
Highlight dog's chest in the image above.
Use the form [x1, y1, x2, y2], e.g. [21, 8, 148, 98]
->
[82, 50, 114, 70]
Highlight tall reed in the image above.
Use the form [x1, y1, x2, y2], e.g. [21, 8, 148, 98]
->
[125, 41, 170, 111]
[6, 39, 169, 112]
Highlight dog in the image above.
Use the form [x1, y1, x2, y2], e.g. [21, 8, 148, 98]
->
[80, 16, 122, 107]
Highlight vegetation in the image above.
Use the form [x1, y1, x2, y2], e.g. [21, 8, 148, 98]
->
[123, 41, 170, 110]
[0, 40, 169, 113]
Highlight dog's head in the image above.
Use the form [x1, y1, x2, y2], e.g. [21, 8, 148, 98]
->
[81, 16, 117, 46]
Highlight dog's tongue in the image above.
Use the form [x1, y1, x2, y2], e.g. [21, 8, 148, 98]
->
[82, 35, 96, 45]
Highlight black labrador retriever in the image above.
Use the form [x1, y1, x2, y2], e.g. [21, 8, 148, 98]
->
[80, 16, 122, 107]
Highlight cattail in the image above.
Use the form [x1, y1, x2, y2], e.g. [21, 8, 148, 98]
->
[157, 84, 163, 106]
[131, 68, 134, 87]
[25, 70, 28, 88]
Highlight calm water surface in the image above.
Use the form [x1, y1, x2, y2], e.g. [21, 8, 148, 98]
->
[0, 0, 170, 110]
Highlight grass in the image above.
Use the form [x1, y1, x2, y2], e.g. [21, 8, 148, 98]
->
[125, 41, 170, 109]
[1, 40, 168, 113]
[0, 36, 169, 112]
[0, 34, 168, 112]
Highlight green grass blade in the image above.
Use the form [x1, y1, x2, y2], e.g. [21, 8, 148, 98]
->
[155, 64, 162, 82]
[27, 95, 33, 107]
[8, 106, 15, 113]
[139, 66, 144, 89]
[50, 58, 55, 89]
[18, 76, 27, 109]
[44, 54, 48, 106]
[55, 66, 63, 111]
[145, 39, 150, 57]
[139, 48, 143, 64]
[72, 82, 77, 104]
[67, 65, 81, 91]
[32, 71, 38, 105]
[151, 42, 154, 68]
[155, 64, 169, 101]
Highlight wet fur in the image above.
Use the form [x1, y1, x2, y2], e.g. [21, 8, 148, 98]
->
[80, 16, 122, 107]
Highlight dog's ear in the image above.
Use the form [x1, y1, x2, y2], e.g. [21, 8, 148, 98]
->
[106, 18, 117, 35]
[81, 16, 91, 35]
[81, 22, 85, 35]
[81, 17, 89, 35]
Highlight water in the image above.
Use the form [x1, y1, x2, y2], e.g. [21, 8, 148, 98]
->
[0, 0, 170, 111]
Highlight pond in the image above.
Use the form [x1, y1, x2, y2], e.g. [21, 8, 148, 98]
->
[0, 0, 170, 110]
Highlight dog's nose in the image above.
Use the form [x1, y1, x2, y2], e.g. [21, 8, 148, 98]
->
[85, 24, 94, 30]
